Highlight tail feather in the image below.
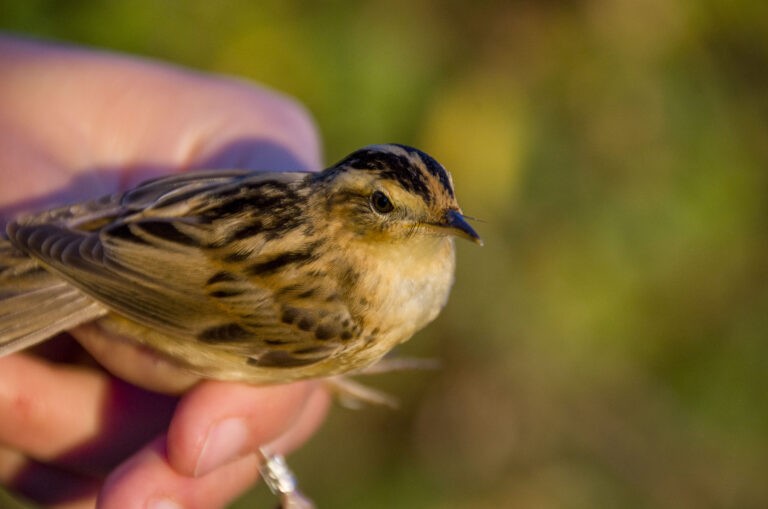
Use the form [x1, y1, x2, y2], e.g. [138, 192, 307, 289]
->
[0, 236, 107, 356]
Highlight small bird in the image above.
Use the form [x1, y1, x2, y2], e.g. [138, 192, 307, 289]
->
[0, 144, 481, 384]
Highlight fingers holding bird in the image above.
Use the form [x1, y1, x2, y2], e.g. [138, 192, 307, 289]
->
[0, 350, 329, 507]
[98, 386, 328, 509]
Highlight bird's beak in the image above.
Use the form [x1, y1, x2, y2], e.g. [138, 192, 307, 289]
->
[434, 209, 483, 245]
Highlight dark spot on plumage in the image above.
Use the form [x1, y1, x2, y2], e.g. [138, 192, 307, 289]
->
[229, 219, 264, 241]
[199, 323, 252, 343]
[209, 288, 246, 298]
[314, 323, 338, 340]
[138, 220, 199, 246]
[281, 307, 299, 324]
[297, 316, 315, 331]
[248, 351, 319, 368]
[265, 339, 288, 346]
[207, 271, 237, 285]
[325, 293, 340, 303]
[359, 297, 369, 306]
[298, 288, 316, 299]
[340, 330, 354, 341]
[222, 250, 251, 263]
[247, 243, 320, 276]
[342, 318, 351, 327]
[106, 223, 151, 245]
[371, 327, 380, 336]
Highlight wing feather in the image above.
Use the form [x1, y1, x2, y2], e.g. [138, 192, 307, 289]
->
[0, 238, 107, 354]
[7, 170, 355, 368]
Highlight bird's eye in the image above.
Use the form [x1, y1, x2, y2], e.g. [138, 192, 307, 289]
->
[370, 190, 394, 214]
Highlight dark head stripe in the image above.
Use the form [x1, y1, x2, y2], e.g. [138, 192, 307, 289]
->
[334, 144, 455, 202]
[398, 145, 455, 199]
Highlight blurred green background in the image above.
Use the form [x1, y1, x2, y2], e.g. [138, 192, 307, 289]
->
[2, 1, 768, 507]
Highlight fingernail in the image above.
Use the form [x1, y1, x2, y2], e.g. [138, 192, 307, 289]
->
[194, 417, 250, 476]
[147, 498, 183, 509]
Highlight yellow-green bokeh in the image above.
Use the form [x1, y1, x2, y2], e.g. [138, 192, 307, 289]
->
[2, 1, 767, 507]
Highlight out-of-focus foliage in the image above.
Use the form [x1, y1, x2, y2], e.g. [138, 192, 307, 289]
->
[2, 1, 768, 507]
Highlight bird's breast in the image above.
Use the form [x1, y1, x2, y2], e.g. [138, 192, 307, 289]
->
[348, 236, 456, 351]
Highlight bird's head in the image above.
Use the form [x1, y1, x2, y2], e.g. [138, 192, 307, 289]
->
[315, 144, 482, 245]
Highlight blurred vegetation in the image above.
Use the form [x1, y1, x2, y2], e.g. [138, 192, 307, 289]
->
[2, 0, 768, 507]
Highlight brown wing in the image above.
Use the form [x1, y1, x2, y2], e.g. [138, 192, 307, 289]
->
[6, 171, 252, 338]
[7, 170, 358, 368]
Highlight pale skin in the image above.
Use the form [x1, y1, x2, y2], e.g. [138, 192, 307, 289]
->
[0, 37, 330, 508]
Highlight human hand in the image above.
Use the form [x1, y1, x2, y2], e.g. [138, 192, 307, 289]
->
[0, 37, 330, 508]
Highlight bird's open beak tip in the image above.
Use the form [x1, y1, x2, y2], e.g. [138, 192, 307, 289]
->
[444, 210, 483, 246]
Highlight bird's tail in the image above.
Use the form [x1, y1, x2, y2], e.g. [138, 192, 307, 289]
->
[0, 235, 106, 356]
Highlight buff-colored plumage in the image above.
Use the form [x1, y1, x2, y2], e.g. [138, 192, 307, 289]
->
[0, 144, 481, 384]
